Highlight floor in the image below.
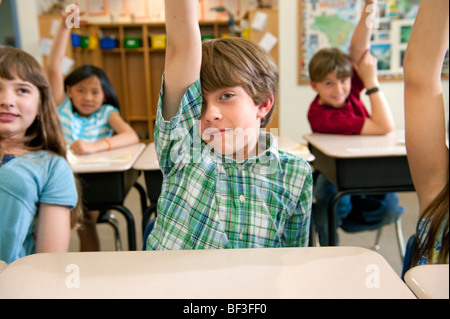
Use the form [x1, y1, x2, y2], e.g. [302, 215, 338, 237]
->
[69, 174, 419, 276]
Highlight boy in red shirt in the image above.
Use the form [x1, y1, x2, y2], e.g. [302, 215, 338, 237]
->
[307, 0, 404, 245]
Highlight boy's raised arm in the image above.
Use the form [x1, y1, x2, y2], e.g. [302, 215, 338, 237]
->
[349, 0, 377, 63]
[403, 0, 449, 213]
[162, 0, 202, 120]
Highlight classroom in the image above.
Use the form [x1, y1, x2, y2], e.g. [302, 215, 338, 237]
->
[0, 0, 448, 302]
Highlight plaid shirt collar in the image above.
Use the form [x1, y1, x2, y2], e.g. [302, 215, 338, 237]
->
[197, 129, 282, 174]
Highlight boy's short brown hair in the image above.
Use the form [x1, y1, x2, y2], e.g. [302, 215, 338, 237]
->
[201, 37, 279, 128]
[308, 47, 353, 82]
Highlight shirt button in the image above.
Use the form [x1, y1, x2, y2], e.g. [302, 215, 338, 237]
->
[239, 194, 245, 202]
[238, 164, 243, 171]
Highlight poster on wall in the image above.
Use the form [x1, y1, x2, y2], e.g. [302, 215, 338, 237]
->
[87, 0, 107, 16]
[297, 0, 431, 84]
[108, 0, 127, 17]
[128, 0, 149, 19]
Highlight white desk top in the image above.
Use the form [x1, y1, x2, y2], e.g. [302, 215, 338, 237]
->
[133, 142, 160, 171]
[304, 130, 406, 158]
[69, 143, 145, 173]
[0, 247, 415, 299]
[133, 137, 314, 171]
[404, 264, 449, 299]
[276, 136, 315, 162]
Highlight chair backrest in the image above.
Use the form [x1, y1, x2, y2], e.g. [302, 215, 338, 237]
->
[142, 219, 156, 250]
[401, 234, 418, 280]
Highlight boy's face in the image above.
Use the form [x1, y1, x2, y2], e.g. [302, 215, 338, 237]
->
[311, 71, 351, 108]
[199, 85, 272, 160]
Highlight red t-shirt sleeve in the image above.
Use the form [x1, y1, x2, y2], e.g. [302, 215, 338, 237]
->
[351, 71, 365, 96]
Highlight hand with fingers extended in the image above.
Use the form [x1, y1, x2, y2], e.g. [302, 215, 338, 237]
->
[353, 50, 379, 89]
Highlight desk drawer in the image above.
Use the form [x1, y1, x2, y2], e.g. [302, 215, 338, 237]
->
[310, 145, 414, 190]
[77, 169, 140, 205]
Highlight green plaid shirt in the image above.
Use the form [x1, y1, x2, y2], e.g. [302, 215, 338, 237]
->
[146, 78, 313, 250]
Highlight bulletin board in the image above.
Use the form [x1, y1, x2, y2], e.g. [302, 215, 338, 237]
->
[297, 0, 444, 85]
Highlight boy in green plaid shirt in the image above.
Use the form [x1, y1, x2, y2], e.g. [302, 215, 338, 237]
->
[146, 0, 313, 250]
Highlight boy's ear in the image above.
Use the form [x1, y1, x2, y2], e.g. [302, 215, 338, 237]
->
[256, 94, 274, 119]
[310, 81, 319, 93]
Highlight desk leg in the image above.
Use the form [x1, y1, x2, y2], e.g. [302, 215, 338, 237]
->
[133, 182, 148, 215]
[327, 192, 348, 246]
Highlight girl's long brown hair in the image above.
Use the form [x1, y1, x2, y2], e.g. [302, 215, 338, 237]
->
[0, 45, 83, 228]
[413, 179, 449, 265]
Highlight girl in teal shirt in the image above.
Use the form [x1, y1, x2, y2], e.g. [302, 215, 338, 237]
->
[0, 46, 82, 264]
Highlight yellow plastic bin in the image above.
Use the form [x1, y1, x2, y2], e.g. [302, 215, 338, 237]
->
[88, 36, 98, 50]
[150, 35, 166, 49]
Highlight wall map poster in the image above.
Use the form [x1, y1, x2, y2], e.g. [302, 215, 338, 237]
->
[298, 0, 428, 84]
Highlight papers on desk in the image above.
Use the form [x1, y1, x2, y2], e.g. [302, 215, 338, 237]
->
[67, 149, 131, 167]
[283, 144, 312, 157]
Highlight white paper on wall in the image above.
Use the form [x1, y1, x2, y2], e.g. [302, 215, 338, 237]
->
[39, 38, 53, 56]
[258, 32, 277, 53]
[251, 11, 268, 31]
[61, 57, 75, 76]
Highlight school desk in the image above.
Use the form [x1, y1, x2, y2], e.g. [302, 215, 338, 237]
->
[404, 264, 449, 299]
[132, 138, 315, 231]
[304, 130, 415, 246]
[69, 143, 146, 250]
[0, 247, 415, 299]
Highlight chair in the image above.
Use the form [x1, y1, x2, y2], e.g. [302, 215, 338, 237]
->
[97, 211, 123, 251]
[341, 216, 406, 261]
[401, 234, 418, 280]
[142, 219, 156, 250]
[373, 218, 406, 257]
[310, 196, 406, 260]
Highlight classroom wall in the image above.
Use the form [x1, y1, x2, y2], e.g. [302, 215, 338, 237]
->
[279, 0, 449, 143]
[13, 0, 42, 64]
[13, 0, 449, 143]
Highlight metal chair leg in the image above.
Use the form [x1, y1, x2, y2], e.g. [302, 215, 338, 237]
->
[103, 213, 123, 251]
[395, 218, 406, 261]
[373, 228, 382, 251]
